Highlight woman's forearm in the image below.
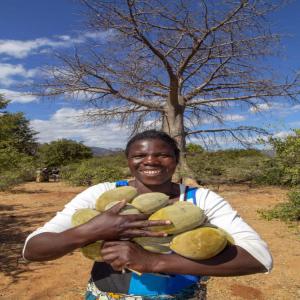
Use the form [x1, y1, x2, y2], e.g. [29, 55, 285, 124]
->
[152, 245, 267, 276]
[23, 226, 90, 261]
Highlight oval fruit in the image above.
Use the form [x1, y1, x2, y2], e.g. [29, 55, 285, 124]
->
[149, 203, 206, 234]
[104, 201, 141, 215]
[95, 186, 138, 212]
[133, 236, 173, 254]
[131, 192, 169, 213]
[170, 227, 227, 260]
[71, 208, 100, 227]
[81, 241, 103, 261]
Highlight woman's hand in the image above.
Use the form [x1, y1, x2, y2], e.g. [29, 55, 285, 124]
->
[101, 241, 158, 273]
[81, 200, 170, 243]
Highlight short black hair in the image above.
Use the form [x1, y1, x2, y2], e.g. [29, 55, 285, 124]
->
[125, 130, 180, 162]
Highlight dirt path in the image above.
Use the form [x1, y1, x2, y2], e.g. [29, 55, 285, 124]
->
[0, 182, 299, 300]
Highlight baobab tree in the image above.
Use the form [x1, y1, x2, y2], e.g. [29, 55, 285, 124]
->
[37, 0, 299, 176]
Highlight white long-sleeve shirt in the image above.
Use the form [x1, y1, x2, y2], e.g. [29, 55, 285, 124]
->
[23, 182, 273, 272]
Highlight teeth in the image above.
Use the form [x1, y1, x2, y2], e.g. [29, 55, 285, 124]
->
[142, 170, 161, 175]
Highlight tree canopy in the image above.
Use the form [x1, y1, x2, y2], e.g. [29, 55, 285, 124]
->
[37, 139, 93, 167]
[0, 96, 37, 156]
[35, 0, 300, 175]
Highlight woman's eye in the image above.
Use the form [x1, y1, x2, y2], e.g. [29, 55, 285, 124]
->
[132, 155, 144, 159]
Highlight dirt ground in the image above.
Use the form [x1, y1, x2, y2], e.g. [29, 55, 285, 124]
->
[0, 182, 299, 300]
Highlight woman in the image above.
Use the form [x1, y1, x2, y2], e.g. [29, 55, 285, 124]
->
[23, 130, 272, 299]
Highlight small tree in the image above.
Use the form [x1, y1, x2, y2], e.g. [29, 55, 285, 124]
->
[186, 143, 204, 154]
[0, 96, 38, 156]
[269, 129, 300, 186]
[0, 95, 38, 190]
[37, 139, 93, 167]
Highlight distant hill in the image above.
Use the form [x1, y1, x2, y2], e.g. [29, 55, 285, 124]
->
[260, 149, 276, 157]
[91, 146, 124, 156]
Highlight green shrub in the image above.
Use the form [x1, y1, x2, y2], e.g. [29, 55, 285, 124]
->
[0, 147, 36, 191]
[61, 156, 128, 186]
[187, 149, 266, 184]
[0, 166, 36, 191]
[259, 188, 300, 222]
[253, 158, 283, 186]
[253, 130, 300, 187]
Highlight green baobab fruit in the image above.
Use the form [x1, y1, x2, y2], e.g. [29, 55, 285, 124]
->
[133, 236, 173, 254]
[170, 227, 227, 260]
[131, 192, 169, 213]
[149, 203, 206, 235]
[95, 186, 138, 212]
[104, 201, 141, 215]
[71, 208, 100, 227]
[81, 240, 103, 262]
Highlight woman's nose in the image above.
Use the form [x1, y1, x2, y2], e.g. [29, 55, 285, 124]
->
[143, 154, 159, 164]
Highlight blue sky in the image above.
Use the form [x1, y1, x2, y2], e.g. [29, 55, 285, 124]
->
[1, 0, 300, 148]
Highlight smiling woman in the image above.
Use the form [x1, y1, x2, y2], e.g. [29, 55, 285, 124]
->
[22, 130, 273, 300]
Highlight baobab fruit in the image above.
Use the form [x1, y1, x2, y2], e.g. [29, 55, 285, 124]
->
[71, 208, 100, 227]
[131, 192, 169, 213]
[133, 236, 173, 254]
[95, 186, 138, 212]
[104, 201, 141, 215]
[149, 203, 206, 235]
[170, 227, 227, 260]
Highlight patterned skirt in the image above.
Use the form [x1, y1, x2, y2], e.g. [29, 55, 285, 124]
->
[85, 279, 207, 300]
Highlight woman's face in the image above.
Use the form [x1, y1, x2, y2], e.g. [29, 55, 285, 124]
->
[127, 138, 178, 186]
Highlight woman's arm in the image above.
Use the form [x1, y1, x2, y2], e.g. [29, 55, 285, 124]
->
[24, 201, 170, 261]
[101, 241, 267, 276]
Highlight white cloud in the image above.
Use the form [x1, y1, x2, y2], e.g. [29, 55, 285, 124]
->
[0, 89, 38, 103]
[291, 104, 300, 111]
[222, 114, 246, 122]
[30, 107, 130, 148]
[249, 103, 271, 113]
[193, 114, 245, 125]
[273, 130, 294, 139]
[0, 30, 114, 59]
[0, 63, 38, 87]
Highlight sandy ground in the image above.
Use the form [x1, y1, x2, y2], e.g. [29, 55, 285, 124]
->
[0, 182, 299, 300]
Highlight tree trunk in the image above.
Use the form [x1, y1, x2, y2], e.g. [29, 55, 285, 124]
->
[162, 95, 196, 183]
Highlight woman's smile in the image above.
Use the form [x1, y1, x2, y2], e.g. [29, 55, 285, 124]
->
[140, 169, 162, 176]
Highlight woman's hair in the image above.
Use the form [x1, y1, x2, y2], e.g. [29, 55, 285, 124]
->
[125, 130, 180, 162]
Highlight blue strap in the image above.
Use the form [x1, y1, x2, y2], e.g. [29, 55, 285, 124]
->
[184, 186, 198, 205]
[115, 180, 129, 187]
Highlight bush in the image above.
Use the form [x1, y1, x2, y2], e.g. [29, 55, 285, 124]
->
[253, 158, 283, 186]
[253, 130, 300, 187]
[259, 188, 300, 223]
[187, 149, 266, 184]
[61, 156, 128, 186]
[0, 147, 36, 191]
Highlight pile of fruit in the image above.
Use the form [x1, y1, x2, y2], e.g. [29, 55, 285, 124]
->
[71, 186, 234, 262]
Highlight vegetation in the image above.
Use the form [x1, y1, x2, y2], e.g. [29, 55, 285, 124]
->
[257, 130, 300, 223]
[259, 188, 300, 223]
[187, 148, 267, 185]
[37, 139, 93, 168]
[60, 153, 129, 186]
[0, 96, 37, 190]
